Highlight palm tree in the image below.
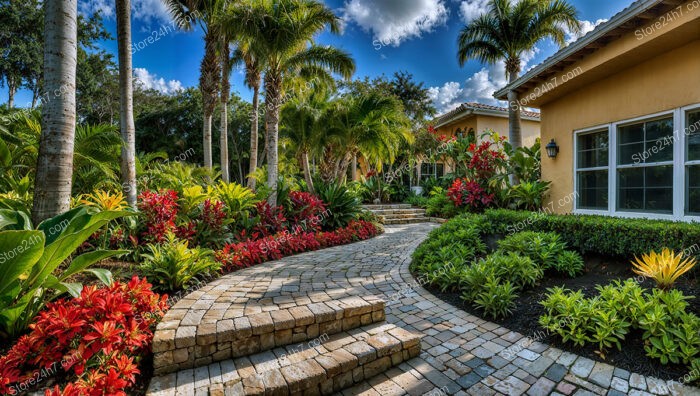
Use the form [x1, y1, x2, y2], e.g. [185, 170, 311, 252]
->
[32, 0, 79, 223]
[163, 0, 225, 171]
[117, 0, 137, 207]
[219, 37, 232, 183]
[223, 0, 355, 206]
[323, 92, 412, 184]
[457, 0, 579, 150]
[280, 85, 333, 194]
[232, 42, 264, 190]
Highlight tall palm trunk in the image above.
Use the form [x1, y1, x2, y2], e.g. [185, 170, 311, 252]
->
[302, 150, 314, 194]
[265, 74, 282, 206]
[200, 32, 220, 171]
[7, 84, 16, 108]
[506, 65, 522, 150]
[117, 0, 137, 207]
[351, 154, 357, 181]
[247, 82, 260, 189]
[32, 0, 78, 223]
[220, 40, 230, 183]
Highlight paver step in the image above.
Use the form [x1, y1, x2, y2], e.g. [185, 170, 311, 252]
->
[147, 323, 422, 396]
[362, 204, 412, 210]
[153, 296, 386, 375]
[369, 208, 425, 214]
[379, 213, 428, 220]
[383, 217, 430, 225]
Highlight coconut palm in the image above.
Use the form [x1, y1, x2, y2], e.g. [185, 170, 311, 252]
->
[32, 0, 79, 223]
[163, 0, 226, 171]
[321, 92, 413, 184]
[222, 0, 355, 206]
[457, 0, 580, 150]
[232, 42, 264, 190]
[117, 0, 137, 207]
[219, 37, 232, 183]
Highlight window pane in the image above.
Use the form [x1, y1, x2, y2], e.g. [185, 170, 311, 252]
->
[618, 118, 674, 165]
[618, 166, 673, 213]
[577, 170, 608, 209]
[577, 131, 608, 168]
[646, 118, 674, 162]
[688, 165, 700, 215]
[688, 111, 700, 161]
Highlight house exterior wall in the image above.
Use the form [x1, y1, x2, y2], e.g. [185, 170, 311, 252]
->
[539, 38, 700, 214]
[475, 115, 540, 147]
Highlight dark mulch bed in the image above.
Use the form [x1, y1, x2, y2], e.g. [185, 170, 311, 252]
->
[419, 253, 699, 381]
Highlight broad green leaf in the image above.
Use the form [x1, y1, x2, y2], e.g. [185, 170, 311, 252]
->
[60, 249, 128, 281]
[86, 268, 113, 286]
[0, 138, 10, 167]
[0, 231, 44, 297]
[0, 209, 32, 231]
[36, 206, 89, 245]
[27, 210, 127, 288]
[57, 282, 84, 298]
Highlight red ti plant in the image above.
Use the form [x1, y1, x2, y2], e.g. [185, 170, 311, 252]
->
[138, 190, 179, 243]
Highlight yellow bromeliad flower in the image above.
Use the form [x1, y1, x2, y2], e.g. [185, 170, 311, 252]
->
[632, 248, 696, 290]
[80, 190, 128, 211]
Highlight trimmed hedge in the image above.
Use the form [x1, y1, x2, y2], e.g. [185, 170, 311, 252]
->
[484, 209, 700, 260]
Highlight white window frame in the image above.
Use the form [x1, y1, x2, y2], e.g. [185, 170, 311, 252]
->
[683, 104, 700, 218]
[572, 105, 700, 222]
[573, 125, 611, 215]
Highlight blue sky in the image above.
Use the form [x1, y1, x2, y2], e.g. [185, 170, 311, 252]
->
[7, 0, 632, 115]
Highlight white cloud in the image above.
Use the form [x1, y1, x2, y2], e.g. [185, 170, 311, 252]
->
[79, 0, 173, 25]
[134, 68, 183, 95]
[457, 0, 490, 24]
[430, 48, 538, 113]
[565, 19, 608, 44]
[342, 0, 449, 47]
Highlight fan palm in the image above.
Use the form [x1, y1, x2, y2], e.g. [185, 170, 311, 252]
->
[457, 0, 580, 151]
[322, 92, 412, 184]
[222, 0, 355, 205]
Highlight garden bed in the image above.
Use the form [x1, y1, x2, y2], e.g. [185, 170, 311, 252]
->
[421, 253, 699, 380]
[411, 210, 700, 383]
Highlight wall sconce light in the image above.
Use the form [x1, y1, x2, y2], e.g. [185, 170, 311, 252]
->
[546, 139, 559, 159]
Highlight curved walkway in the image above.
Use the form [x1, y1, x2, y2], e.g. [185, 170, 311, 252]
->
[152, 224, 700, 396]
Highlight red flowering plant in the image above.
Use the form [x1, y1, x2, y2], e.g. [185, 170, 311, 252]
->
[447, 178, 495, 211]
[137, 190, 179, 243]
[215, 220, 380, 272]
[286, 191, 327, 233]
[252, 201, 287, 237]
[0, 277, 168, 396]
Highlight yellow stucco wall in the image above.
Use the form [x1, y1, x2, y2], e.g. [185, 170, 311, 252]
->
[540, 38, 700, 213]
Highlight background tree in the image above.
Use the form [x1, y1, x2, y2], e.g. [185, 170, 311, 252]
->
[116, 0, 137, 207]
[458, 0, 580, 151]
[32, 0, 78, 223]
[225, 0, 355, 205]
[388, 71, 436, 123]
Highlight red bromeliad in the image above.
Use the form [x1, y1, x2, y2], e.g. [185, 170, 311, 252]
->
[0, 277, 168, 396]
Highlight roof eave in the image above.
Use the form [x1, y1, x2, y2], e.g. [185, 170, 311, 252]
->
[493, 0, 663, 101]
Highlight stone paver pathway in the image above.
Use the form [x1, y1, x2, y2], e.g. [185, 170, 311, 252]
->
[151, 224, 700, 396]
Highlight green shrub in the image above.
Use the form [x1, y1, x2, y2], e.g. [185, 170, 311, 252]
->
[140, 233, 221, 291]
[484, 252, 543, 290]
[425, 188, 459, 218]
[473, 278, 517, 319]
[497, 231, 567, 270]
[405, 194, 429, 208]
[459, 260, 495, 302]
[485, 209, 700, 262]
[316, 183, 362, 230]
[555, 251, 585, 277]
[540, 280, 700, 365]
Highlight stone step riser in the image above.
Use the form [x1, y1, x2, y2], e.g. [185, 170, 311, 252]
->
[153, 297, 386, 376]
[147, 325, 422, 396]
[379, 213, 428, 220]
[383, 218, 430, 225]
[362, 204, 412, 210]
[370, 209, 426, 215]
